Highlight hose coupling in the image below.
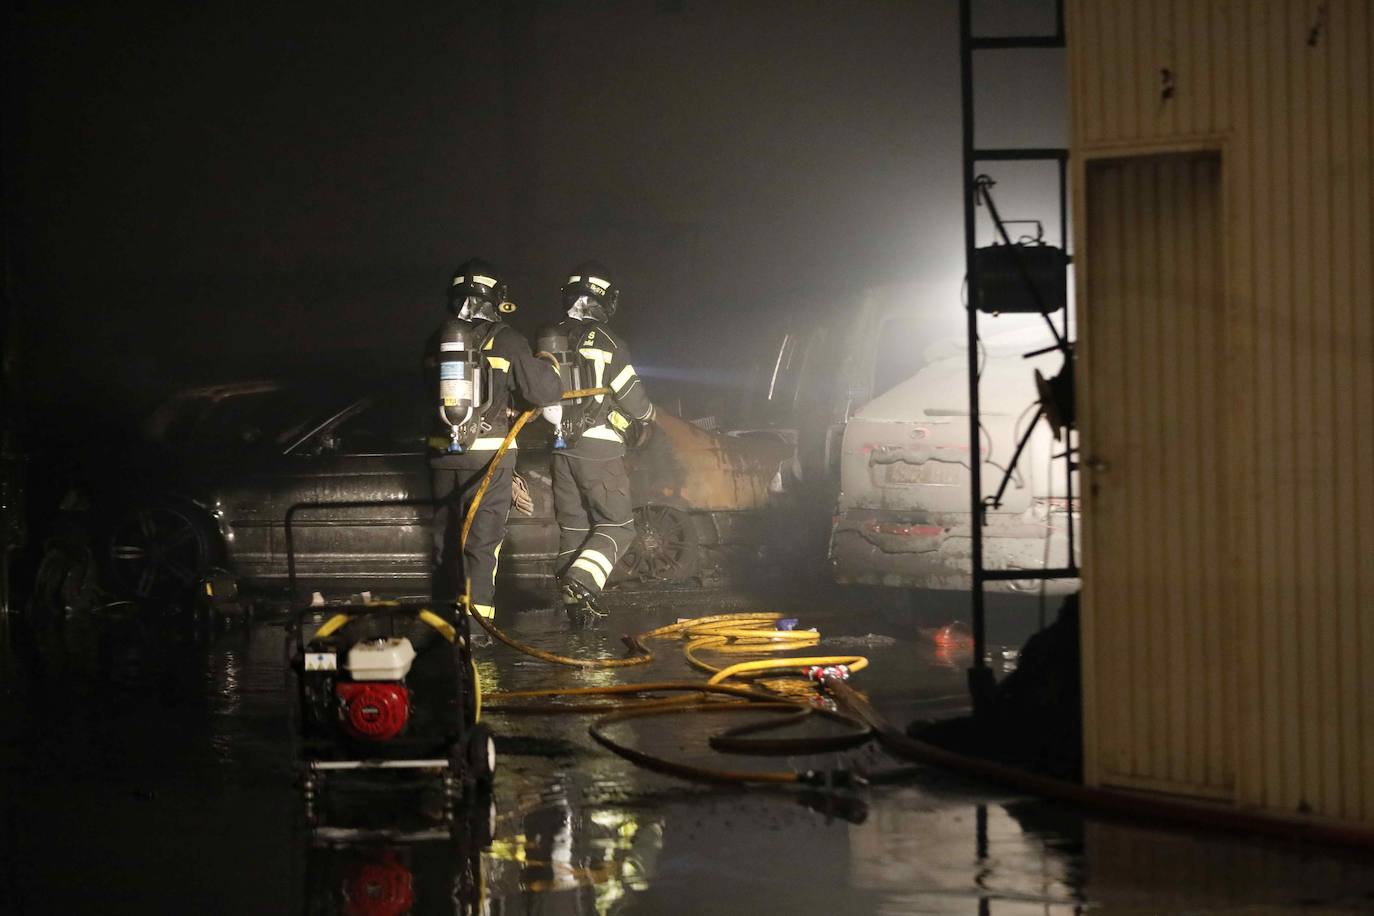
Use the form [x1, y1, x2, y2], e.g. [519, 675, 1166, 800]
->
[805, 694, 838, 712]
[804, 664, 851, 682]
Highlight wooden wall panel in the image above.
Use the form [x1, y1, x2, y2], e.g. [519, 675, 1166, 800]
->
[1068, 0, 1374, 823]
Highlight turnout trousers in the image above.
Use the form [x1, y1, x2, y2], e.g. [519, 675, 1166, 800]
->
[431, 461, 513, 619]
[552, 453, 636, 597]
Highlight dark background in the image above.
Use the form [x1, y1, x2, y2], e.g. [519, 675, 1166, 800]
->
[3, 0, 1063, 426]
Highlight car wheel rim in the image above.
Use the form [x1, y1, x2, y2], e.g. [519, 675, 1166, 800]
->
[629, 506, 694, 580]
[110, 506, 206, 600]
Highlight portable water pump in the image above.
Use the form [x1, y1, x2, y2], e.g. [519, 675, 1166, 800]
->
[286, 500, 495, 830]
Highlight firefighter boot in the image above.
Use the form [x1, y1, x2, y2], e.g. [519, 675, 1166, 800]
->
[560, 578, 607, 626]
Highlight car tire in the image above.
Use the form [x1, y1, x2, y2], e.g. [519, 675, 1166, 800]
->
[622, 504, 699, 581]
[105, 499, 220, 605]
[27, 540, 99, 623]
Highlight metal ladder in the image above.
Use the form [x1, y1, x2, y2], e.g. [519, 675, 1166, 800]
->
[959, 0, 1078, 710]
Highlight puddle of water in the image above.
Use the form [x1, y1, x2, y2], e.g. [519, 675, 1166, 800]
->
[4, 587, 1374, 914]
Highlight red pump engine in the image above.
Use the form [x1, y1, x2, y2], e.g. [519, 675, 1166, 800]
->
[336, 682, 410, 741]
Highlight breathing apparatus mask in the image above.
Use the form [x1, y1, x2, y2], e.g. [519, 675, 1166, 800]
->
[564, 294, 602, 322]
[450, 287, 516, 323]
[454, 295, 499, 322]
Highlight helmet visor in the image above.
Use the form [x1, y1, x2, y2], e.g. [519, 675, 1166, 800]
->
[565, 293, 601, 320]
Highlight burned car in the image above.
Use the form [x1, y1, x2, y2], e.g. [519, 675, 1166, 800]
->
[42, 375, 789, 606]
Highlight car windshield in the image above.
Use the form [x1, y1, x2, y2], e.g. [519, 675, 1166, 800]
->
[147, 384, 350, 453]
[148, 376, 560, 456]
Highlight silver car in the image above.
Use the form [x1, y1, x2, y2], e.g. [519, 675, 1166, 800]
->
[53, 375, 787, 606]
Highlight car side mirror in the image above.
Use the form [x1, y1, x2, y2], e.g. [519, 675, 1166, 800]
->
[307, 432, 340, 456]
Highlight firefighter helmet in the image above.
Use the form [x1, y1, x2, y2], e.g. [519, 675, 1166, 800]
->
[561, 261, 619, 321]
[448, 258, 512, 321]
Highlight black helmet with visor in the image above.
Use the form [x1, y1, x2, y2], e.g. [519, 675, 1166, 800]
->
[561, 261, 618, 322]
[448, 258, 511, 322]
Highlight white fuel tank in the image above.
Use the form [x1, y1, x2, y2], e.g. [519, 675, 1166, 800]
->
[346, 637, 417, 681]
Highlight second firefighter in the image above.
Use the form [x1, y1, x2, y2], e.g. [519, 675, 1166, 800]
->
[542, 262, 656, 619]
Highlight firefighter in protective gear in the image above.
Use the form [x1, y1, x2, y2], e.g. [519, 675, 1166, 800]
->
[427, 258, 562, 623]
[547, 262, 656, 619]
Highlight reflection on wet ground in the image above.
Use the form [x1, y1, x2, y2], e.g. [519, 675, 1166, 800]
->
[3, 582, 1374, 914]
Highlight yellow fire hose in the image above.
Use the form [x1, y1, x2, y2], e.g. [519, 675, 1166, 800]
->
[450, 381, 1374, 842]
[452, 382, 873, 785]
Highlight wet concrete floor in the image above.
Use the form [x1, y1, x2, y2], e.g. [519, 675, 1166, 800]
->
[3, 581, 1373, 914]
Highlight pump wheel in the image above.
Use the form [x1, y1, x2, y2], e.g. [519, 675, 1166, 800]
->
[623, 505, 698, 581]
[106, 501, 217, 603]
[474, 793, 497, 847]
[463, 723, 496, 788]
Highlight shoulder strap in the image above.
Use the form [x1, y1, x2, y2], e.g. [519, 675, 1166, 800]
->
[478, 320, 504, 353]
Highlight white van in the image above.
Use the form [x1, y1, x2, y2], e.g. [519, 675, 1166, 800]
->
[828, 324, 1078, 594]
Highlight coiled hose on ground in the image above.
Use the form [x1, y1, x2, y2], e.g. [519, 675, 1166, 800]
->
[454, 386, 873, 785]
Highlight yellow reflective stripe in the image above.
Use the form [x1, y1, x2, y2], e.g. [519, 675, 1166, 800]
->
[313, 613, 351, 639]
[581, 425, 624, 442]
[487, 356, 510, 371]
[492, 541, 502, 587]
[472, 603, 496, 620]
[579, 548, 615, 576]
[579, 348, 612, 402]
[483, 335, 497, 350]
[610, 363, 637, 393]
[470, 437, 518, 450]
[418, 609, 456, 643]
[608, 410, 630, 431]
[571, 557, 608, 588]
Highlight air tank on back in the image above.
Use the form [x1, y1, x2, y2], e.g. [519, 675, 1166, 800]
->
[437, 316, 483, 452]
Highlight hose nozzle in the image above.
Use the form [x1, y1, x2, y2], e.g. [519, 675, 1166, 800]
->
[797, 768, 868, 790]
